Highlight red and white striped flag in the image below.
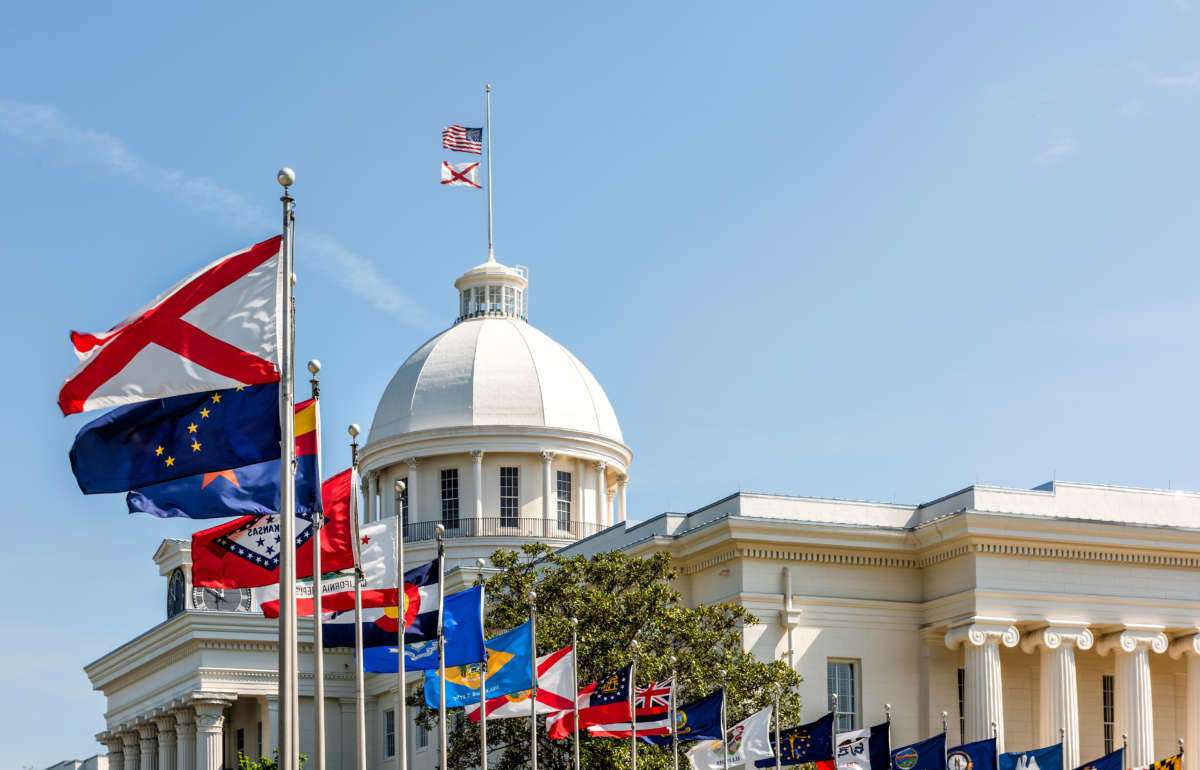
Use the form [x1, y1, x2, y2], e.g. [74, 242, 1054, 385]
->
[587, 677, 675, 738]
[442, 124, 482, 154]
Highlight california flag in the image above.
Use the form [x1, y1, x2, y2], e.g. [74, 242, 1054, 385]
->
[687, 706, 774, 770]
[467, 644, 574, 721]
[58, 236, 283, 415]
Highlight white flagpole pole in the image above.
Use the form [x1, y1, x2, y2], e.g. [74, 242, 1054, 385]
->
[436, 526, 448, 770]
[571, 618, 580, 770]
[308, 363, 326, 770]
[774, 686, 781, 770]
[630, 639, 639, 770]
[529, 590, 539, 770]
[476, 559, 488, 770]
[670, 656, 679, 770]
[276, 167, 299, 770]
[719, 671, 729, 770]
[395, 479, 407, 770]
[348, 427, 367, 770]
[485, 84, 494, 262]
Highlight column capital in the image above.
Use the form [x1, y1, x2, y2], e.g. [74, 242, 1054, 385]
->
[152, 711, 177, 731]
[1020, 623, 1094, 654]
[469, 449, 484, 462]
[406, 456, 422, 469]
[618, 473, 628, 486]
[172, 704, 196, 728]
[593, 460, 607, 472]
[945, 619, 1020, 650]
[1096, 626, 1168, 656]
[136, 722, 157, 740]
[540, 450, 555, 462]
[1169, 632, 1200, 659]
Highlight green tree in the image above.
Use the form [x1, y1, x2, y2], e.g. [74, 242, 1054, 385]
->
[235, 749, 306, 769]
[413, 544, 800, 770]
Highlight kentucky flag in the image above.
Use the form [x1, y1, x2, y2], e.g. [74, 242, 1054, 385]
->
[69, 383, 280, 494]
[757, 711, 835, 768]
[999, 744, 1062, 770]
[948, 738, 996, 770]
[359, 586, 485, 671]
[892, 733, 947, 770]
[640, 689, 724, 745]
[1076, 749, 1123, 770]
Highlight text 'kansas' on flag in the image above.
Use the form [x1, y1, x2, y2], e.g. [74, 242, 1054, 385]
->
[442, 124, 482, 154]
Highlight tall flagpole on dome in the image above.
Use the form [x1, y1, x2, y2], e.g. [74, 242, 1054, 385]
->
[276, 167, 300, 770]
[309, 360, 326, 770]
[395, 479, 408, 770]
[485, 84, 495, 263]
[349, 424, 368, 770]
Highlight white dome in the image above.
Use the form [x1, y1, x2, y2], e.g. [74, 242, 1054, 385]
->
[369, 318, 624, 444]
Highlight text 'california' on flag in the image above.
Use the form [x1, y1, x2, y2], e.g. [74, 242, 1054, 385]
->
[58, 236, 284, 415]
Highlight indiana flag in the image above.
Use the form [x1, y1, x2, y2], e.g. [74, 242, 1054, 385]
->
[441, 161, 481, 188]
[759, 711, 835, 768]
[467, 644, 574, 722]
[190, 465, 355, 588]
[58, 236, 283, 415]
[547, 663, 633, 739]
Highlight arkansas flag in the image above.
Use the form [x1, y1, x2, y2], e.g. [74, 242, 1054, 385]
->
[467, 644, 575, 722]
[58, 236, 283, 415]
[191, 466, 355, 588]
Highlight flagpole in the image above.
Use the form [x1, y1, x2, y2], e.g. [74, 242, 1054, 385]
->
[833, 694, 840, 769]
[670, 656, 679, 770]
[349, 425, 367, 770]
[476, 558, 488, 770]
[276, 167, 299, 770]
[530, 590, 539, 770]
[485, 83, 494, 262]
[773, 685, 781, 770]
[571, 618, 581, 770]
[308, 361, 326, 770]
[719, 671, 729, 770]
[630, 639, 639, 770]
[884, 704, 892, 757]
[395, 479, 407, 770]
[436, 525, 448, 770]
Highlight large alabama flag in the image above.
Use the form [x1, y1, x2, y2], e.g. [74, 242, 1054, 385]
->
[466, 644, 575, 722]
[58, 236, 283, 415]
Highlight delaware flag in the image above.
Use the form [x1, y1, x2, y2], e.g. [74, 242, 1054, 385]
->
[1076, 749, 1123, 770]
[126, 395, 319, 519]
[423, 622, 533, 709]
[1000, 744, 1062, 770]
[948, 739, 996, 770]
[892, 733, 946, 770]
[360, 587, 485, 672]
[758, 711, 835, 768]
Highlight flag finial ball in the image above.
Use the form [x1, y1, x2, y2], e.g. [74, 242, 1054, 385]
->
[395, 480, 405, 494]
[475, 558, 485, 569]
[307, 359, 321, 375]
[435, 522, 445, 536]
[277, 167, 295, 187]
[348, 423, 360, 438]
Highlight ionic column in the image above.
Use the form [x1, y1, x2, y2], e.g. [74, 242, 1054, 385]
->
[99, 731, 123, 770]
[120, 729, 139, 770]
[946, 620, 1020, 751]
[617, 474, 628, 524]
[1097, 626, 1168, 768]
[593, 461, 607, 527]
[471, 450, 484, 524]
[366, 472, 378, 522]
[541, 451, 555, 529]
[172, 708, 195, 770]
[406, 457, 421, 525]
[1170, 634, 1200, 770]
[153, 713, 178, 770]
[193, 698, 229, 770]
[1021, 624, 1093, 769]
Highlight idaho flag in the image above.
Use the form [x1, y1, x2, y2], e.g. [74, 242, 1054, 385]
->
[423, 621, 533, 709]
[948, 738, 996, 770]
[758, 711, 835, 767]
[126, 397, 318, 519]
[892, 733, 947, 770]
[360, 586, 485, 672]
[1000, 744, 1062, 770]
[640, 689, 723, 745]
[1075, 749, 1123, 770]
[70, 383, 280, 493]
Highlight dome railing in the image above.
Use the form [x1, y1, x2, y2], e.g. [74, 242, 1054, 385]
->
[401, 517, 602, 543]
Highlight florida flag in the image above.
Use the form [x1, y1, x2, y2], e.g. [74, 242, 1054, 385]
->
[466, 645, 575, 721]
[58, 236, 283, 415]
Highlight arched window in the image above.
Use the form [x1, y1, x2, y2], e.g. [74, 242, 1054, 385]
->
[167, 568, 186, 618]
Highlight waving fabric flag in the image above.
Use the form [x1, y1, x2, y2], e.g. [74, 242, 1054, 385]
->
[1129, 754, 1179, 770]
[588, 677, 675, 738]
[640, 690, 724, 746]
[69, 383, 280, 494]
[190, 465, 354, 588]
[442, 125, 482, 154]
[1000, 744, 1063, 770]
[58, 235, 283, 415]
[758, 711, 835, 768]
[1076, 749, 1123, 770]
[423, 622, 534, 709]
[839, 724, 892, 770]
[688, 706, 775, 770]
[466, 644, 574, 722]
[360, 586, 485, 671]
[947, 739, 996, 770]
[547, 663, 633, 739]
[441, 161, 481, 188]
[892, 733, 947, 770]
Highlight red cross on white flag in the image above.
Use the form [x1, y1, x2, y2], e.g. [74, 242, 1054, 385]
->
[441, 161, 481, 189]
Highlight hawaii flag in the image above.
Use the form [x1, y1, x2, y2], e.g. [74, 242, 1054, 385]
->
[466, 644, 574, 721]
[58, 236, 283, 415]
[688, 706, 774, 770]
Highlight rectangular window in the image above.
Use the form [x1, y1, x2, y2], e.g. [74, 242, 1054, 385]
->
[1103, 674, 1115, 753]
[384, 708, 396, 758]
[416, 716, 429, 750]
[441, 469, 460, 529]
[460, 290, 470, 318]
[504, 286, 515, 315]
[556, 470, 572, 530]
[236, 728, 245, 756]
[827, 659, 859, 732]
[957, 668, 966, 744]
[397, 475, 408, 534]
[473, 287, 486, 315]
[500, 466, 519, 527]
[256, 721, 262, 758]
[488, 285, 501, 311]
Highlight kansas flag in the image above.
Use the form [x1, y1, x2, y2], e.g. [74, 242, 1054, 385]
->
[892, 733, 947, 770]
[361, 587, 485, 672]
[423, 621, 533, 709]
[1000, 744, 1062, 770]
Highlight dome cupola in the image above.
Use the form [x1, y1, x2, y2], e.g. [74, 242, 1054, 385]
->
[453, 254, 529, 323]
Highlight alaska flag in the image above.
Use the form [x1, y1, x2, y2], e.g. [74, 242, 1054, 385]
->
[1076, 749, 1123, 770]
[949, 739, 996, 770]
[640, 689, 724, 745]
[360, 587, 485, 671]
[127, 397, 317, 519]
[423, 621, 534, 709]
[1000, 744, 1062, 770]
[758, 711, 835, 767]
[893, 733, 947, 770]
[70, 383, 280, 494]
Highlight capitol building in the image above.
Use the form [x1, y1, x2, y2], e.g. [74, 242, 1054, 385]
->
[80, 254, 1200, 770]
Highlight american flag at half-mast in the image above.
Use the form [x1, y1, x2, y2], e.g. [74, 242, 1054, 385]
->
[442, 124, 483, 154]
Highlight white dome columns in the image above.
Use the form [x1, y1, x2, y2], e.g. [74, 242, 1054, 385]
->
[1098, 627, 1169, 768]
[1170, 634, 1200, 770]
[472, 451, 486, 521]
[1021, 624, 1094, 770]
[541, 451, 555, 526]
[945, 620, 1020, 751]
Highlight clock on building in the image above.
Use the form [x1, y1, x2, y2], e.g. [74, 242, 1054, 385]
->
[191, 585, 253, 612]
[167, 569, 187, 619]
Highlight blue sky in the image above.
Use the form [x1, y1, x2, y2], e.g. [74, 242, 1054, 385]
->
[4, 1, 1200, 765]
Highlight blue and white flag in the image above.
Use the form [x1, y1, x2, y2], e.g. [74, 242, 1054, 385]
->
[1000, 744, 1063, 770]
[839, 723, 891, 770]
[360, 586, 485, 671]
[1075, 749, 1123, 770]
[423, 622, 534, 709]
[948, 739, 996, 770]
[893, 733, 947, 770]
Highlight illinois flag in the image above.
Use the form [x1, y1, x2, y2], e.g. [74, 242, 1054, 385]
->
[58, 236, 283, 415]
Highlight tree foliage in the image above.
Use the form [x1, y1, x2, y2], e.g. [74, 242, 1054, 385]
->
[412, 544, 801, 770]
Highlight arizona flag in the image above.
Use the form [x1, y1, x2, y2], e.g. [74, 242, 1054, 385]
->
[191, 465, 355, 588]
[58, 236, 283, 415]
